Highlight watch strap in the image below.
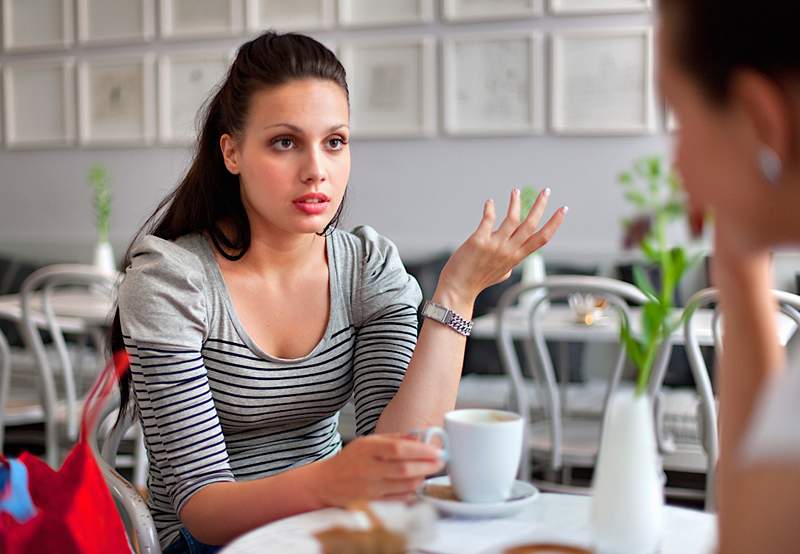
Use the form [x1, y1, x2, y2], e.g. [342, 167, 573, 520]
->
[421, 300, 473, 337]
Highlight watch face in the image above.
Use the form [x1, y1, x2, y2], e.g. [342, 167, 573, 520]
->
[426, 303, 448, 321]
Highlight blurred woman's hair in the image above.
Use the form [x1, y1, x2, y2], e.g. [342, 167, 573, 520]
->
[110, 31, 349, 421]
[661, 1, 800, 102]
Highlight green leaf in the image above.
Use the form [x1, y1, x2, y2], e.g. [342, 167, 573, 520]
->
[519, 186, 538, 220]
[618, 171, 633, 185]
[620, 319, 645, 369]
[639, 238, 659, 263]
[633, 266, 658, 301]
[642, 302, 662, 343]
[624, 190, 648, 208]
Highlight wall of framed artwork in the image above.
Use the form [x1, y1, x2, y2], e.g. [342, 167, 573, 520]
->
[77, 0, 155, 45]
[2, 0, 73, 51]
[160, 0, 243, 39]
[246, 0, 335, 32]
[338, 0, 434, 27]
[158, 51, 231, 144]
[549, 0, 651, 14]
[551, 27, 655, 135]
[443, 32, 544, 136]
[339, 37, 436, 138]
[78, 55, 156, 146]
[443, 0, 543, 22]
[2, 58, 76, 147]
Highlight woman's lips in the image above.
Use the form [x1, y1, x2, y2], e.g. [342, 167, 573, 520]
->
[293, 199, 330, 215]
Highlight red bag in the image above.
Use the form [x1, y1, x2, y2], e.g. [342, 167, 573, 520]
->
[0, 351, 132, 554]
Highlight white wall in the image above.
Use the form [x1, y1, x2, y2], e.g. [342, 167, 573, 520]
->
[1, 6, 677, 273]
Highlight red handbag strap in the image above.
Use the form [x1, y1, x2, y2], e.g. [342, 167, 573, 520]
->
[80, 350, 129, 441]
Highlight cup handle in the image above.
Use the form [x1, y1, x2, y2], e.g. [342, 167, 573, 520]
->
[419, 426, 449, 464]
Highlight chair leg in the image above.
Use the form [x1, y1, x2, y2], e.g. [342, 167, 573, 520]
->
[132, 426, 148, 490]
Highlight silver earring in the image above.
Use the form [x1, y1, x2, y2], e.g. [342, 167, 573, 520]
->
[758, 146, 782, 185]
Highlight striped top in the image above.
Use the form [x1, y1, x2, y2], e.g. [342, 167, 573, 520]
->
[117, 226, 422, 548]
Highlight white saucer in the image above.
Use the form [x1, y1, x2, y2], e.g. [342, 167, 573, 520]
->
[418, 476, 539, 519]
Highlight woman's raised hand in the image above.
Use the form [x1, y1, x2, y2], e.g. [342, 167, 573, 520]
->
[309, 435, 444, 506]
[438, 188, 567, 305]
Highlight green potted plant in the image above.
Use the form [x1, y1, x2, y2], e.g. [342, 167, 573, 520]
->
[518, 186, 547, 310]
[88, 164, 115, 274]
[591, 156, 696, 553]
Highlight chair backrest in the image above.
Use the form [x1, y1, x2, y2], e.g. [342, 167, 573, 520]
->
[0, 326, 10, 448]
[495, 275, 649, 478]
[682, 287, 800, 512]
[89, 393, 161, 554]
[19, 264, 116, 467]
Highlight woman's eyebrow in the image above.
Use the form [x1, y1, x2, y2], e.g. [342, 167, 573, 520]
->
[262, 123, 349, 133]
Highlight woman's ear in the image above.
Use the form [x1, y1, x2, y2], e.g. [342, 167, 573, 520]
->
[730, 70, 793, 164]
[220, 133, 241, 175]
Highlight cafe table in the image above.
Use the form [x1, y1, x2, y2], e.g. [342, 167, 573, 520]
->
[220, 492, 716, 554]
[0, 289, 113, 333]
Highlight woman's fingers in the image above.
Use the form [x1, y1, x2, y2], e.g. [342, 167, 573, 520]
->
[510, 188, 550, 244]
[369, 435, 443, 463]
[521, 206, 568, 255]
[475, 198, 496, 237]
[496, 189, 521, 237]
[383, 460, 443, 480]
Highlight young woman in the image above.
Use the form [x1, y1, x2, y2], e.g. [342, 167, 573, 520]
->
[658, 1, 800, 551]
[113, 32, 565, 552]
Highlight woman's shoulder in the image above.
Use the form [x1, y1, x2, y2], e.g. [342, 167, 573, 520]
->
[119, 233, 208, 302]
[331, 225, 402, 268]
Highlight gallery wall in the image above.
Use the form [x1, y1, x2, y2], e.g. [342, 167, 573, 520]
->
[0, 0, 696, 280]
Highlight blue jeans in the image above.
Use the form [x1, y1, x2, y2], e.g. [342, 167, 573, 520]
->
[163, 528, 221, 554]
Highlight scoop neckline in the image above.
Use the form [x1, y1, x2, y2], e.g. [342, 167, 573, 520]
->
[196, 233, 339, 363]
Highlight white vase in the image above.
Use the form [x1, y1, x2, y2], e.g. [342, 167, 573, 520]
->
[518, 253, 547, 310]
[93, 240, 116, 275]
[591, 390, 664, 554]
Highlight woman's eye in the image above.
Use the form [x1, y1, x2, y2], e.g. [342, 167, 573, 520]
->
[273, 138, 294, 150]
[328, 137, 347, 150]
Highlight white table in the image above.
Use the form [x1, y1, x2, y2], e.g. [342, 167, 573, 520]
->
[220, 493, 716, 554]
[0, 291, 113, 332]
[471, 305, 797, 346]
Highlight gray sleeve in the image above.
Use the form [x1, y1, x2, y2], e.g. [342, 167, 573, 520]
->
[350, 226, 422, 435]
[118, 235, 234, 513]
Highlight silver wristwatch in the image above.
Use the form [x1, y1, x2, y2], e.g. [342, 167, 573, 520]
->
[420, 300, 473, 337]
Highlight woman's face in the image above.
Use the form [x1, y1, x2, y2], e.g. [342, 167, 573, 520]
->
[658, 13, 792, 246]
[222, 78, 350, 239]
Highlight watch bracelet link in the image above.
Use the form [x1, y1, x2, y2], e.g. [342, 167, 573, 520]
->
[421, 300, 473, 337]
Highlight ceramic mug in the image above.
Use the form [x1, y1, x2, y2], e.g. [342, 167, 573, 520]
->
[421, 409, 523, 503]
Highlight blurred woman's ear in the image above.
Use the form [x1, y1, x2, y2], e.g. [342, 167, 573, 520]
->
[220, 133, 241, 175]
[730, 70, 795, 178]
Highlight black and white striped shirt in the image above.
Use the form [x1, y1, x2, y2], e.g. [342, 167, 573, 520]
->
[117, 226, 422, 548]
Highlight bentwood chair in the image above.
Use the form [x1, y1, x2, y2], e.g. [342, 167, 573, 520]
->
[677, 287, 800, 511]
[16, 264, 115, 466]
[495, 275, 652, 491]
[90, 384, 161, 553]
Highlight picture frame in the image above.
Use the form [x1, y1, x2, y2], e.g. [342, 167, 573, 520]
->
[551, 28, 655, 135]
[549, 0, 651, 15]
[246, 0, 335, 32]
[160, 0, 243, 39]
[2, 58, 76, 148]
[159, 51, 232, 144]
[339, 37, 436, 138]
[443, 32, 544, 136]
[442, 0, 543, 22]
[1, 0, 73, 51]
[78, 55, 156, 146]
[77, 0, 155, 45]
[337, 0, 434, 27]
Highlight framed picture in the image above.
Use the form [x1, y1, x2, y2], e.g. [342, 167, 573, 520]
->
[443, 32, 544, 136]
[443, 0, 543, 22]
[2, 59, 76, 147]
[77, 0, 155, 45]
[159, 52, 231, 144]
[339, 38, 436, 138]
[1, 0, 73, 51]
[78, 55, 156, 145]
[338, 0, 434, 27]
[549, 0, 651, 14]
[246, 0, 334, 31]
[160, 0, 243, 39]
[551, 28, 655, 135]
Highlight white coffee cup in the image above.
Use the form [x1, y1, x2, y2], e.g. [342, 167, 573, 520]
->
[421, 409, 523, 503]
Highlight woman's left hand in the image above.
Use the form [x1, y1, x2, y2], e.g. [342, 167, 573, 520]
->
[437, 188, 567, 306]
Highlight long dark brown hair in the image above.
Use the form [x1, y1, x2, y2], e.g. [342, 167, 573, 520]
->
[111, 31, 349, 422]
[660, 1, 800, 102]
